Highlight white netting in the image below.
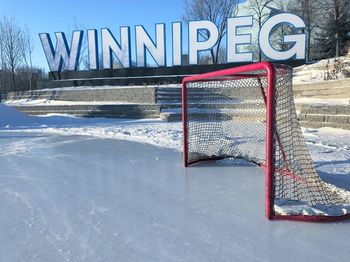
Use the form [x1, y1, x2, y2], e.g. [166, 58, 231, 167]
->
[183, 64, 350, 218]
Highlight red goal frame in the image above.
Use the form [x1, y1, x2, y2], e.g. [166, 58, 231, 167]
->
[182, 61, 350, 222]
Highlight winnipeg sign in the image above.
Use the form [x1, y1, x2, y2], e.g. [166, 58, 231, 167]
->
[40, 13, 306, 72]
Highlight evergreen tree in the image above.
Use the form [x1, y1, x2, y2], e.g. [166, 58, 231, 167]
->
[314, 0, 350, 59]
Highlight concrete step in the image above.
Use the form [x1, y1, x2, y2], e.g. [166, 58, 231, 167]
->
[4, 87, 156, 104]
[157, 97, 236, 103]
[12, 104, 161, 119]
[293, 79, 350, 99]
[160, 111, 265, 122]
[298, 104, 350, 130]
[299, 104, 350, 115]
[299, 121, 350, 130]
[160, 102, 264, 109]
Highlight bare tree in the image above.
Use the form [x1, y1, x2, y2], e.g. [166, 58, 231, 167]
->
[0, 26, 4, 93]
[248, 0, 274, 61]
[182, 0, 239, 64]
[0, 17, 40, 93]
[20, 27, 34, 90]
[288, 0, 320, 62]
[0, 17, 25, 91]
[199, 53, 212, 65]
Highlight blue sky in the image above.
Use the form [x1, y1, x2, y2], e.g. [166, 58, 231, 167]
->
[0, 0, 246, 70]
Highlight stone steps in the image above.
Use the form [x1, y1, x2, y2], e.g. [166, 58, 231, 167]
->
[3, 87, 156, 104]
[3, 80, 350, 130]
[293, 79, 350, 98]
[3, 87, 158, 119]
[298, 104, 350, 130]
[156, 86, 267, 121]
[156, 85, 350, 131]
[13, 104, 160, 119]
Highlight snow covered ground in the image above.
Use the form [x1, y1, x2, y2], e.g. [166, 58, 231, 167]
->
[293, 56, 350, 84]
[1, 103, 350, 176]
[294, 97, 350, 106]
[1, 104, 350, 261]
[4, 99, 144, 106]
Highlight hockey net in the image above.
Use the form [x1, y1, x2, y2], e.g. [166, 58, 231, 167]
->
[182, 62, 350, 221]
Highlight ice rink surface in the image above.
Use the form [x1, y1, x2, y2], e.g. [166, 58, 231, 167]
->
[0, 131, 349, 262]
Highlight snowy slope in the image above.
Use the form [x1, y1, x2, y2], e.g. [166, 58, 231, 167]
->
[0, 104, 39, 128]
[4, 99, 143, 106]
[1, 103, 349, 175]
[293, 56, 350, 84]
[0, 103, 182, 149]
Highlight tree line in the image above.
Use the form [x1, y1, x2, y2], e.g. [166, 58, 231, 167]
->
[0, 17, 46, 94]
[183, 0, 350, 63]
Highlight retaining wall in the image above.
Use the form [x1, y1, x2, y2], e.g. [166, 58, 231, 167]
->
[298, 104, 350, 130]
[293, 79, 350, 98]
[2, 78, 350, 129]
[293, 79, 350, 130]
[3, 86, 156, 104]
[13, 104, 160, 119]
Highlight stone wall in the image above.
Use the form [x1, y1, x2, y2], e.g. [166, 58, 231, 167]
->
[12, 104, 161, 119]
[298, 104, 350, 130]
[293, 79, 350, 130]
[293, 79, 350, 99]
[4, 86, 156, 104]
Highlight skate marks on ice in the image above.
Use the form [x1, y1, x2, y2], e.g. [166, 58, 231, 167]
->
[1, 132, 350, 261]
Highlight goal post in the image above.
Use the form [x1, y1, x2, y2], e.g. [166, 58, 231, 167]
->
[182, 61, 350, 221]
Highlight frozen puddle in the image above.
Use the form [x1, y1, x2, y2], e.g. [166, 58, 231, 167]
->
[0, 131, 350, 262]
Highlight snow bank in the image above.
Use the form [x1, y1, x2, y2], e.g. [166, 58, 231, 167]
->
[35, 121, 182, 150]
[1, 104, 350, 172]
[0, 104, 109, 129]
[294, 97, 350, 105]
[293, 56, 350, 84]
[0, 104, 39, 128]
[4, 99, 143, 106]
[0, 103, 182, 149]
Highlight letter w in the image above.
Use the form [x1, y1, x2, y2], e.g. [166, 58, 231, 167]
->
[39, 31, 83, 71]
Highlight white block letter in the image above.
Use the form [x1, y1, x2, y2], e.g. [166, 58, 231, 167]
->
[259, 13, 306, 60]
[136, 24, 166, 67]
[88, 29, 99, 70]
[39, 31, 83, 71]
[172, 22, 182, 66]
[227, 16, 253, 63]
[102, 27, 131, 69]
[189, 21, 218, 65]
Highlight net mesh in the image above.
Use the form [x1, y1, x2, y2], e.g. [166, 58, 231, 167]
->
[183, 64, 350, 218]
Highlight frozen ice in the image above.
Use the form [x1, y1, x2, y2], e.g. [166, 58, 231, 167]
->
[1, 104, 350, 261]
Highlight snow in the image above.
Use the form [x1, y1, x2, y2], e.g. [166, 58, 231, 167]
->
[4, 99, 144, 106]
[303, 127, 350, 177]
[1, 103, 350, 261]
[294, 97, 350, 105]
[0, 104, 182, 149]
[0, 103, 39, 128]
[275, 198, 350, 216]
[1, 103, 350, 173]
[1, 102, 350, 179]
[293, 56, 350, 84]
